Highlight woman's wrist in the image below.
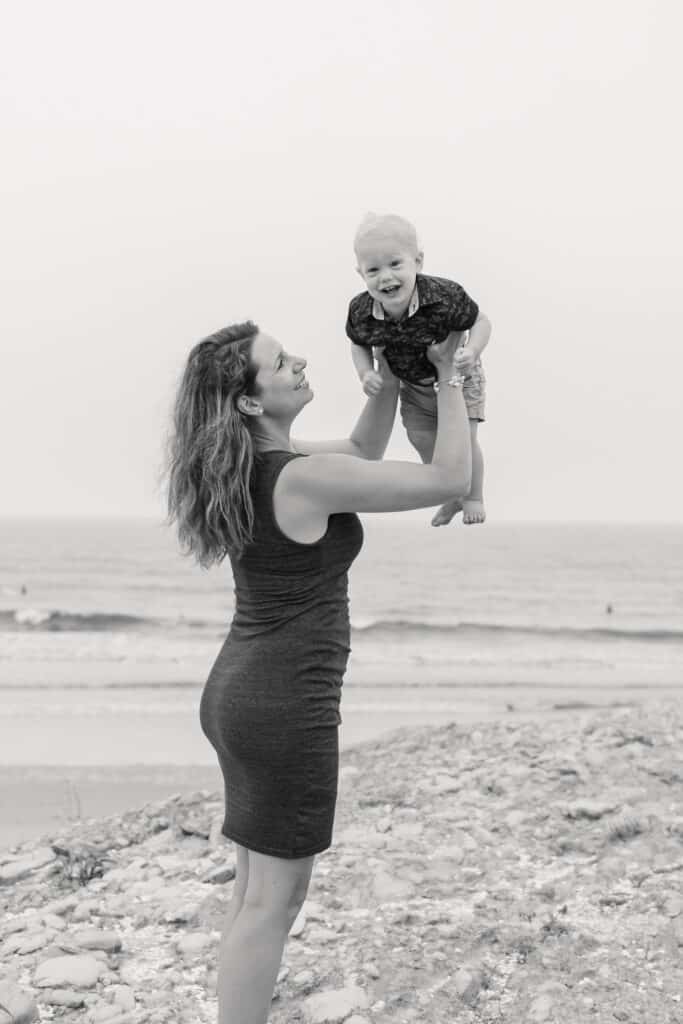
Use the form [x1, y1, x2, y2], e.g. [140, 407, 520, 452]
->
[433, 371, 465, 392]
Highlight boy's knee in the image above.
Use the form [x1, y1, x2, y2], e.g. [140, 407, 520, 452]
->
[407, 430, 435, 463]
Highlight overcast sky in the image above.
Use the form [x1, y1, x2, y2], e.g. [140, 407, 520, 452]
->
[2, 0, 681, 522]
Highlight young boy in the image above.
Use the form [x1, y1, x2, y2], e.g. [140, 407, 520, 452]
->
[346, 213, 491, 526]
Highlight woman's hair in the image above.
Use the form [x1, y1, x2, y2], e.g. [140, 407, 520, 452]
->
[166, 321, 260, 566]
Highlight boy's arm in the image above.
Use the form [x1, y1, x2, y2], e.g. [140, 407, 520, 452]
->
[465, 312, 492, 359]
[351, 341, 375, 380]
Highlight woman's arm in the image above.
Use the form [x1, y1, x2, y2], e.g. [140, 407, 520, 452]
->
[293, 350, 399, 461]
[281, 336, 472, 522]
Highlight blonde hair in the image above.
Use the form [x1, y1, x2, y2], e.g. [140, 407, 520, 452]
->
[353, 212, 420, 256]
[166, 322, 261, 566]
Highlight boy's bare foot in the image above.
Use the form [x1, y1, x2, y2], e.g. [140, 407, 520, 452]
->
[431, 499, 462, 527]
[462, 498, 486, 524]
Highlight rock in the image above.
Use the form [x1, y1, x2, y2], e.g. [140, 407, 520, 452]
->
[392, 821, 423, 839]
[176, 932, 212, 957]
[372, 868, 414, 902]
[303, 985, 369, 1023]
[431, 774, 461, 794]
[34, 954, 104, 989]
[289, 905, 307, 937]
[201, 863, 236, 884]
[71, 899, 101, 922]
[454, 967, 483, 1005]
[563, 798, 620, 820]
[346, 1017, 371, 1024]
[0, 848, 56, 884]
[292, 969, 315, 989]
[665, 894, 683, 917]
[40, 989, 85, 1008]
[73, 929, 122, 953]
[529, 993, 555, 1021]
[0, 981, 38, 1023]
[90, 1006, 129, 1023]
[111, 985, 136, 1011]
[3, 931, 50, 956]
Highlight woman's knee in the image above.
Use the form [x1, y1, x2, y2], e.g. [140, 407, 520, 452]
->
[242, 851, 313, 927]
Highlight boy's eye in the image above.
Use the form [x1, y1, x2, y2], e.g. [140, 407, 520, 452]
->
[391, 260, 402, 267]
[366, 267, 377, 274]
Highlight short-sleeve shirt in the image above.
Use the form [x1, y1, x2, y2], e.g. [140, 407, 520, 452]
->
[345, 274, 479, 385]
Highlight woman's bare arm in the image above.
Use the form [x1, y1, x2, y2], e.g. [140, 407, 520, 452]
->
[279, 336, 472, 530]
[293, 350, 399, 461]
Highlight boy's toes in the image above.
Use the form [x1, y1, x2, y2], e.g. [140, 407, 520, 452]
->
[431, 500, 462, 527]
[462, 500, 486, 525]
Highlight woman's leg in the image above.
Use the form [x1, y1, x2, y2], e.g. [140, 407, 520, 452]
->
[220, 841, 249, 938]
[217, 850, 314, 1024]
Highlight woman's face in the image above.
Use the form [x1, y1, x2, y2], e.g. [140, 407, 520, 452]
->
[249, 331, 313, 418]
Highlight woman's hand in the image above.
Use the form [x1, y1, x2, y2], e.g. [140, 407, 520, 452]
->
[426, 332, 463, 375]
[374, 346, 398, 386]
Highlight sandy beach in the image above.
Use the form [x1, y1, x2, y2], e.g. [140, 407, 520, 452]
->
[2, 698, 682, 1023]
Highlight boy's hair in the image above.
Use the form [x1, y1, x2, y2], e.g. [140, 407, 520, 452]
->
[353, 212, 420, 257]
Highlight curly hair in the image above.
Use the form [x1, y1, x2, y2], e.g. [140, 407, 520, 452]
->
[166, 321, 260, 566]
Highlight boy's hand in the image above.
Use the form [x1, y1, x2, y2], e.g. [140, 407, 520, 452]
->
[453, 343, 477, 375]
[361, 369, 384, 396]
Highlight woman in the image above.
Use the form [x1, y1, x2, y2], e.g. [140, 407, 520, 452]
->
[166, 321, 471, 1023]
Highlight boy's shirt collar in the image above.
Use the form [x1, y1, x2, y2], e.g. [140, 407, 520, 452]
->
[370, 274, 438, 321]
[371, 281, 420, 321]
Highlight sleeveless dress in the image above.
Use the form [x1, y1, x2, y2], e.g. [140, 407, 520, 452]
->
[199, 450, 364, 859]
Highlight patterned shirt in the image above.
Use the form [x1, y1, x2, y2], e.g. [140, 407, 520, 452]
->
[345, 274, 479, 385]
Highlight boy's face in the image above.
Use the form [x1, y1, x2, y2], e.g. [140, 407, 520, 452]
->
[355, 230, 423, 316]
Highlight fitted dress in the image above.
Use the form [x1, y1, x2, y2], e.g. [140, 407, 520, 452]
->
[199, 450, 364, 859]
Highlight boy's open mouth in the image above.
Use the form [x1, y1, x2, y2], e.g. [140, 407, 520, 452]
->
[381, 284, 401, 294]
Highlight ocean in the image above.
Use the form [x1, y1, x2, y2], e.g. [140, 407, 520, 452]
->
[1, 518, 682, 766]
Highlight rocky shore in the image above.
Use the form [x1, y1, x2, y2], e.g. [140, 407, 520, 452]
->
[2, 700, 683, 1023]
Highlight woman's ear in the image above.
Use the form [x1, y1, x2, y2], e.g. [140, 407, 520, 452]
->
[237, 395, 263, 417]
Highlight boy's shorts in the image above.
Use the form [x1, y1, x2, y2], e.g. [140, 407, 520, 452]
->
[399, 363, 486, 440]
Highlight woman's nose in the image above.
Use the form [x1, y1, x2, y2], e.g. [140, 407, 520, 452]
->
[294, 357, 307, 370]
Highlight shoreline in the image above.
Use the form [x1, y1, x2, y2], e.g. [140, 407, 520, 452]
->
[1, 697, 639, 851]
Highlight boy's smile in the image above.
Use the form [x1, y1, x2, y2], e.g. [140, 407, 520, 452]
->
[355, 231, 423, 319]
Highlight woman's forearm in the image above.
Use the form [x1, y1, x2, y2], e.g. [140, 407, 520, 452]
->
[431, 379, 472, 496]
[349, 379, 399, 460]
[351, 342, 374, 380]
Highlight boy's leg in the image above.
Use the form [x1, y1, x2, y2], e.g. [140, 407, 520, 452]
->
[400, 382, 464, 525]
[462, 420, 486, 524]
[400, 383, 437, 464]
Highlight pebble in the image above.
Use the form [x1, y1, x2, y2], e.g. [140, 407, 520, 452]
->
[40, 990, 85, 1008]
[72, 929, 122, 953]
[176, 932, 212, 957]
[290, 905, 307, 937]
[0, 848, 56, 884]
[34, 954, 105, 989]
[454, 967, 483, 1005]
[303, 985, 369, 1023]
[529, 993, 556, 1021]
[201, 862, 235, 884]
[0, 980, 38, 1023]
